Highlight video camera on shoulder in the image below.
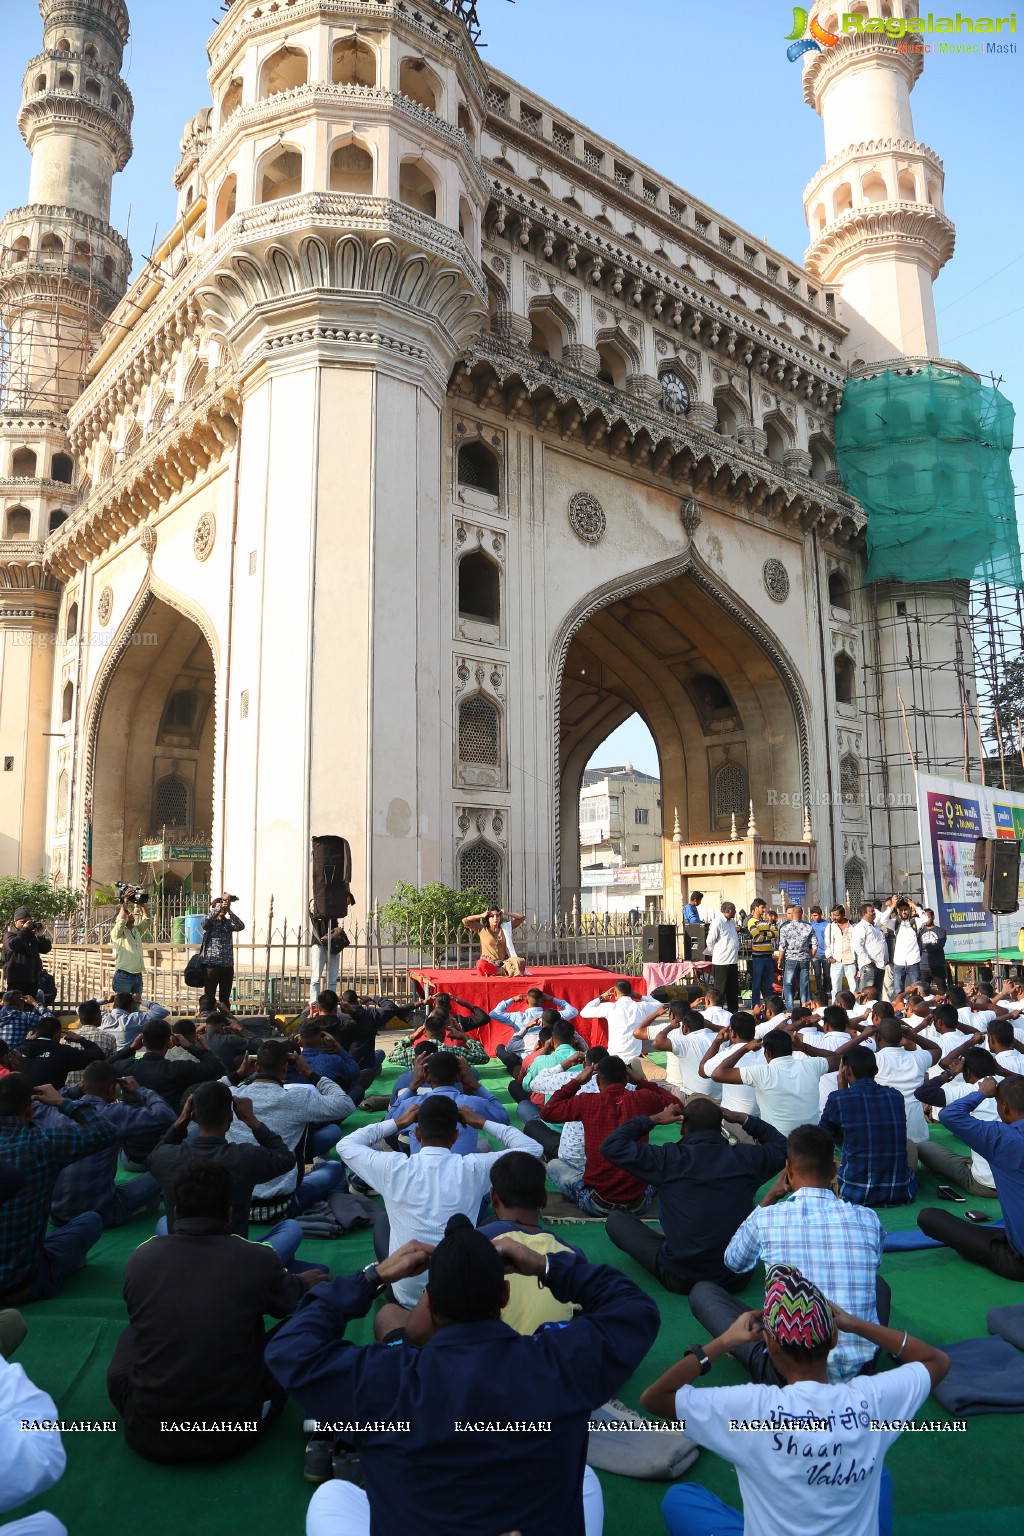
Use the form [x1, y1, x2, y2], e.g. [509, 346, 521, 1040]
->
[115, 882, 149, 905]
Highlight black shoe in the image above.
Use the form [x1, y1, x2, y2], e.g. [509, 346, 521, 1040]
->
[304, 1435, 334, 1484]
[331, 1447, 364, 1485]
[347, 1173, 376, 1196]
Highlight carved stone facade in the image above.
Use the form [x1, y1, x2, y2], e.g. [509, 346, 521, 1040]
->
[0, 0, 973, 914]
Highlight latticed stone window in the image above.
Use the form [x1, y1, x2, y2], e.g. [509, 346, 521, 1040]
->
[154, 774, 189, 829]
[56, 769, 68, 822]
[840, 754, 861, 806]
[714, 760, 748, 821]
[458, 697, 499, 766]
[844, 859, 866, 911]
[457, 440, 500, 494]
[459, 841, 503, 907]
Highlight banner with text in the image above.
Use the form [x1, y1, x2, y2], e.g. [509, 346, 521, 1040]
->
[916, 772, 1024, 957]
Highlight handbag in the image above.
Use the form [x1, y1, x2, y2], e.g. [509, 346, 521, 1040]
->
[183, 952, 206, 988]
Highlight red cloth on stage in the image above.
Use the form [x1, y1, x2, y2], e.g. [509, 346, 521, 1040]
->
[408, 967, 645, 1055]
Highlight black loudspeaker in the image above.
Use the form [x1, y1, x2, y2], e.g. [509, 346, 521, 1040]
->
[983, 838, 1021, 915]
[683, 922, 708, 961]
[643, 923, 677, 963]
[974, 838, 990, 879]
[311, 836, 354, 919]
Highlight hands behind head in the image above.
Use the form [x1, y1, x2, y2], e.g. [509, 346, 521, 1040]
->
[648, 1102, 684, 1126]
[374, 1239, 434, 1284]
[32, 1083, 63, 1107]
[977, 1076, 1000, 1098]
[119, 1075, 139, 1095]
[392, 1101, 421, 1130]
[458, 1104, 487, 1130]
[233, 1095, 258, 1127]
[492, 1235, 547, 1278]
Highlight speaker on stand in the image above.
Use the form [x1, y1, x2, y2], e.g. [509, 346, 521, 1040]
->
[642, 924, 678, 963]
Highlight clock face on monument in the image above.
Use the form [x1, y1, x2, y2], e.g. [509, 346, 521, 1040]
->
[661, 372, 691, 416]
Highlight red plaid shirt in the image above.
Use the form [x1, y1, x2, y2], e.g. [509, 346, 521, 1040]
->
[542, 1078, 677, 1203]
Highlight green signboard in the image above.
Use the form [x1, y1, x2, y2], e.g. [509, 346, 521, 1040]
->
[139, 843, 163, 863]
[138, 843, 212, 863]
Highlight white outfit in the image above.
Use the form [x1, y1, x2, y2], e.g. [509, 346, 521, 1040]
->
[337, 1119, 541, 1307]
[700, 1005, 734, 1031]
[309, 941, 340, 1005]
[939, 1078, 1000, 1186]
[919, 1026, 971, 1077]
[995, 1047, 1024, 1076]
[873, 1046, 929, 1143]
[705, 916, 740, 965]
[885, 915, 923, 967]
[849, 919, 887, 971]
[736, 1054, 828, 1136]
[0, 1357, 66, 1535]
[580, 993, 662, 1063]
[675, 1364, 931, 1536]
[661, 1026, 722, 1100]
[226, 1077, 356, 1198]
[305, 1465, 605, 1536]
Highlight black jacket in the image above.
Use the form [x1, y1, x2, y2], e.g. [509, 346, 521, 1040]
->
[115, 1217, 306, 1428]
[113, 1044, 224, 1111]
[2, 926, 52, 992]
[18, 1035, 104, 1089]
[600, 1115, 788, 1284]
[147, 1126, 295, 1237]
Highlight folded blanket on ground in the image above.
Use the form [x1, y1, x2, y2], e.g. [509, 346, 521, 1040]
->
[932, 1337, 1024, 1416]
[586, 1399, 699, 1480]
[987, 1305, 1024, 1351]
[296, 1190, 380, 1238]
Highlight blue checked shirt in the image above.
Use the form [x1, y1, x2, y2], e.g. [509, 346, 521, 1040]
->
[43, 1088, 175, 1224]
[724, 1186, 884, 1382]
[0, 1006, 41, 1048]
[819, 1077, 916, 1207]
[0, 1100, 120, 1296]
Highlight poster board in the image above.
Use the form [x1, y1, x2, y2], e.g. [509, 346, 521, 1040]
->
[915, 771, 1024, 957]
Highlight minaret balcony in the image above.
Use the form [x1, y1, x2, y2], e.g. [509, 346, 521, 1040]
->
[18, 90, 133, 171]
[805, 201, 955, 282]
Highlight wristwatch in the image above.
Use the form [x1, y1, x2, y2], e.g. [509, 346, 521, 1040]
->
[685, 1344, 712, 1376]
[361, 1263, 386, 1295]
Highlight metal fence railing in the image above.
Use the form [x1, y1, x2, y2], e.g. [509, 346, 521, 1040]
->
[46, 911, 654, 1016]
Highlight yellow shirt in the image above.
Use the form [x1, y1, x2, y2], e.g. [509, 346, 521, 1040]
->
[478, 925, 510, 966]
[491, 1230, 578, 1335]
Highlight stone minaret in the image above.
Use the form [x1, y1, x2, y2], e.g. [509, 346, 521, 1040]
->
[802, 0, 955, 363]
[0, 0, 133, 878]
[800, 0, 971, 895]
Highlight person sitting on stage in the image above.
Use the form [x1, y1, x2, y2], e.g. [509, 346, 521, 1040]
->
[542, 1055, 679, 1216]
[386, 1007, 488, 1069]
[490, 988, 579, 1074]
[461, 906, 528, 977]
[917, 1073, 1024, 1279]
[601, 1094, 786, 1295]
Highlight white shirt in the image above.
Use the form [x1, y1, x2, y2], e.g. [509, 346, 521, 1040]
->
[889, 918, 922, 966]
[824, 922, 855, 965]
[920, 1026, 971, 1077]
[675, 1364, 931, 1536]
[995, 1047, 1024, 1076]
[957, 1007, 996, 1031]
[662, 1026, 722, 1100]
[706, 916, 740, 965]
[873, 1046, 929, 1142]
[736, 1054, 828, 1136]
[338, 1119, 542, 1307]
[226, 1077, 356, 1198]
[701, 1005, 735, 1031]
[850, 919, 887, 969]
[0, 1355, 66, 1516]
[939, 1077, 999, 1187]
[755, 1014, 791, 1039]
[580, 993, 662, 1062]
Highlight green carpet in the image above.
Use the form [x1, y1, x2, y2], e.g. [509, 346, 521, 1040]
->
[8, 1059, 1024, 1533]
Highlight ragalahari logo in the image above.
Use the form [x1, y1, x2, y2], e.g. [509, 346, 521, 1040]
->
[785, 8, 841, 60]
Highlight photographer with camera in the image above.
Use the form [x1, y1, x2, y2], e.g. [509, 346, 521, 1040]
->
[110, 886, 152, 997]
[2, 907, 52, 1000]
[199, 893, 245, 1015]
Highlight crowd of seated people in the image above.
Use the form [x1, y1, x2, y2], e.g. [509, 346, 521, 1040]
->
[5, 959, 1024, 1536]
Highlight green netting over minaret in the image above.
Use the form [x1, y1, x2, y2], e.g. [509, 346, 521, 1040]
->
[834, 365, 1022, 587]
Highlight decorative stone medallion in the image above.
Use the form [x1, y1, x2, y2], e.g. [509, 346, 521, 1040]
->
[194, 513, 216, 562]
[97, 587, 113, 626]
[763, 559, 790, 603]
[139, 524, 156, 560]
[568, 492, 606, 545]
[680, 498, 702, 535]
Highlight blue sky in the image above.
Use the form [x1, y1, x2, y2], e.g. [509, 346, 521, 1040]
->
[2, 0, 1020, 777]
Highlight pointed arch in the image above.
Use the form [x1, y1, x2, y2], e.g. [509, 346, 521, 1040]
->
[528, 293, 577, 361]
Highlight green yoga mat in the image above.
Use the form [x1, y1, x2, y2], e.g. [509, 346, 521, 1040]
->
[7, 1060, 1022, 1534]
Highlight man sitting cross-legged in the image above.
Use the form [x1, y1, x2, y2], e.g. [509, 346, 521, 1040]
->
[45, 1062, 172, 1228]
[490, 987, 579, 1075]
[913, 1044, 1002, 1198]
[266, 1217, 660, 1536]
[476, 1150, 584, 1334]
[917, 1072, 1024, 1278]
[600, 1094, 786, 1294]
[397, 1050, 509, 1153]
[386, 1004, 488, 1069]
[818, 1045, 916, 1206]
[16, 1014, 104, 1090]
[643, 1005, 722, 1104]
[337, 1094, 541, 1321]
[641, 1263, 949, 1536]
[542, 1056, 679, 1216]
[107, 1162, 320, 1464]
[688, 1124, 889, 1386]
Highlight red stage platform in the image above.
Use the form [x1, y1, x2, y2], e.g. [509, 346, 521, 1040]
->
[409, 967, 645, 1055]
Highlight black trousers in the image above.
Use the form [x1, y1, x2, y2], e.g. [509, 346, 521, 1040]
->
[918, 1208, 1024, 1280]
[201, 965, 234, 1012]
[507, 1078, 530, 1104]
[712, 964, 739, 1013]
[524, 1120, 561, 1159]
[603, 1210, 720, 1296]
[495, 1044, 524, 1075]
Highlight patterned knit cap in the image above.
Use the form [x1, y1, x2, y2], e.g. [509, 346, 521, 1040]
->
[763, 1263, 835, 1350]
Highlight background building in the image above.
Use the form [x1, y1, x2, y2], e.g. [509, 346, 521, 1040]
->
[0, 0, 1014, 926]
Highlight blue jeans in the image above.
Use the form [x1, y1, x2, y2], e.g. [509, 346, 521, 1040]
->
[662, 1469, 892, 1536]
[783, 959, 810, 1009]
[517, 1100, 542, 1123]
[811, 956, 829, 997]
[750, 954, 774, 1008]
[292, 1160, 345, 1213]
[17, 1212, 104, 1303]
[112, 970, 142, 996]
[547, 1158, 653, 1216]
[108, 1172, 161, 1226]
[893, 962, 921, 993]
[156, 1213, 305, 1267]
[309, 1122, 344, 1158]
